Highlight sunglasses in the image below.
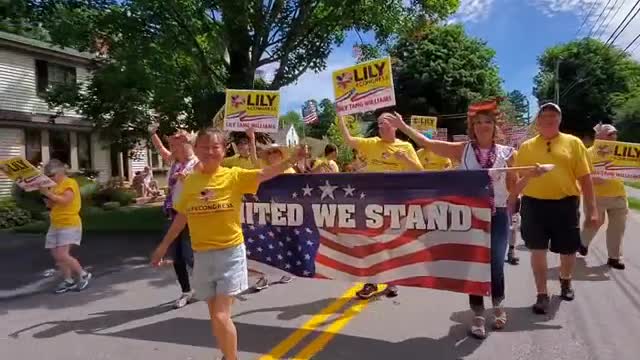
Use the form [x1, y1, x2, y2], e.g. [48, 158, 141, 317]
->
[546, 141, 551, 153]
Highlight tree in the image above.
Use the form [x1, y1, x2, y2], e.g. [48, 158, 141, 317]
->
[29, 0, 459, 149]
[388, 24, 503, 136]
[615, 89, 640, 142]
[305, 98, 335, 139]
[279, 110, 304, 135]
[533, 38, 640, 137]
[0, 0, 49, 41]
[506, 90, 529, 124]
[326, 115, 361, 166]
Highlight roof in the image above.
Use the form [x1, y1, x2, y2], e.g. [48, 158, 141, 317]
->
[0, 31, 94, 62]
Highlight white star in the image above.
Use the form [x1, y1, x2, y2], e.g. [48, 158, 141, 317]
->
[286, 236, 292, 242]
[287, 251, 293, 257]
[247, 250, 252, 256]
[292, 192, 298, 199]
[306, 240, 313, 246]
[268, 231, 275, 237]
[266, 256, 272, 262]
[318, 180, 338, 200]
[247, 238, 254, 243]
[285, 263, 292, 269]
[268, 244, 274, 250]
[278, 241, 284, 247]
[305, 228, 312, 234]
[257, 247, 263, 252]
[360, 192, 366, 199]
[303, 270, 311, 276]
[296, 260, 302, 266]
[343, 184, 356, 197]
[277, 254, 283, 260]
[302, 184, 313, 196]
[298, 245, 302, 251]
[294, 229, 300, 235]
[304, 253, 311, 260]
[249, 225, 255, 230]
[259, 234, 265, 240]
[275, 227, 281, 233]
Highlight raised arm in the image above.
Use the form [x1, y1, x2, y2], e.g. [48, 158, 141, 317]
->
[245, 127, 259, 167]
[385, 113, 465, 161]
[338, 115, 358, 149]
[149, 125, 172, 163]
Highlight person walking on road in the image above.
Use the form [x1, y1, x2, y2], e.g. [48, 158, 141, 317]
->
[510, 103, 598, 314]
[41, 159, 91, 294]
[150, 126, 199, 308]
[579, 123, 627, 270]
[151, 127, 307, 360]
[389, 99, 516, 339]
[338, 107, 423, 300]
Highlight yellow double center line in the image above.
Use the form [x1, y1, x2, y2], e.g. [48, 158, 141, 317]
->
[259, 282, 384, 360]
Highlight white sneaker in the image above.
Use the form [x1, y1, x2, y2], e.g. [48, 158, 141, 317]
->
[174, 291, 194, 309]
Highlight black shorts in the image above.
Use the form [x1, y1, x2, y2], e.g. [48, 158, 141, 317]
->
[520, 196, 580, 255]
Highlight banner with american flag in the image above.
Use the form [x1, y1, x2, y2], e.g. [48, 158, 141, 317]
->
[241, 171, 492, 296]
[302, 100, 319, 125]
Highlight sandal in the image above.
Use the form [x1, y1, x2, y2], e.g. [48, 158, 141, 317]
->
[493, 308, 507, 330]
[356, 283, 378, 299]
[469, 316, 487, 339]
[384, 285, 399, 298]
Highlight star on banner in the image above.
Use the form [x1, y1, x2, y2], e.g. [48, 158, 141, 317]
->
[343, 184, 356, 197]
[292, 192, 298, 199]
[319, 180, 338, 200]
[360, 192, 366, 199]
[302, 184, 313, 196]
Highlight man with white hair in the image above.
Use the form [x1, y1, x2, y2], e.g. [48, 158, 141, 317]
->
[579, 123, 627, 270]
[40, 159, 91, 293]
[510, 103, 598, 314]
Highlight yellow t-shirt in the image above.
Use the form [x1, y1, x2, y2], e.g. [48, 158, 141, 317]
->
[515, 133, 591, 200]
[312, 157, 339, 173]
[222, 154, 259, 169]
[174, 167, 260, 251]
[587, 146, 627, 198]
[416, 149, 452, 171]
[284, 167, 296, 174]
[352, 137, 423, 172]
[49, 177, 81, 228]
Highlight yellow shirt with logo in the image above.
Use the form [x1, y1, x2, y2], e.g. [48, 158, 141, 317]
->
[587, 146, 627, 198]
[312, 157, 340, 173]
[174, 167, 260, 251]
[352, 137, 423, 172]
[50, 177, 81, 228]
[416, 149, 452, 171]
[514, 133, 591, 200]
[222, 154, 259, 169]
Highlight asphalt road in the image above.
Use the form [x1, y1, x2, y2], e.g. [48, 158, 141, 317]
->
[1, 211, 640, 360]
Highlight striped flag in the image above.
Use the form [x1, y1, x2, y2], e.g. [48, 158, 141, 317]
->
[242, 171, 492, 296]
[302, 100, 319, 125]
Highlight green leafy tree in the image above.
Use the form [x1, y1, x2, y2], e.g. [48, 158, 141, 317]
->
[327, 114, 360, 166]
[506, 90, 529, 124]
[0, 0, 49, 40]
[279, 110, 304, 135]
[615, 89, 640, 142]
[533, 38, 640, 137]
[388, 24, 503, 136]
[305, 98, 335, 139]
[29, 0, 459, 150]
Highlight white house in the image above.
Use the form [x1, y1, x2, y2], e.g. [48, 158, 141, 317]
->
[0, 31, 166, 197]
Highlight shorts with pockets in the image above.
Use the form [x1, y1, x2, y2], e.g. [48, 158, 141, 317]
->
[520, 196, 580, 255]
[192, 244, 248, 301]
[45, 226, 83, 249]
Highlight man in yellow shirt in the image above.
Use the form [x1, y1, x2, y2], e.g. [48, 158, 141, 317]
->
[416, 148, 452, 171]
[222, 130, 259, 169]
[151, 128, 306, 360]
[511, 103, 598, 314]
[580, 123, 627, 270]
[40, 159, 91, 294]
[311, 144, 340, 173]
[338, 107, 423, 300]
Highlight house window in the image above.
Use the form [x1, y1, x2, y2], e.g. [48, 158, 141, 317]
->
[77, 132, 92, 169]
[49, 130, 71, 166]
[25, 129, 42, 167]
[149, 148, 162, 169]
[35, 60, 77, 96]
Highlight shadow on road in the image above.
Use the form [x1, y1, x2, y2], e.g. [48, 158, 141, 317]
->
[547, 258, 610, 281]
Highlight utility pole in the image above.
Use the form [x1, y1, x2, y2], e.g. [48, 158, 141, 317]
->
[554, 59, 561, 104]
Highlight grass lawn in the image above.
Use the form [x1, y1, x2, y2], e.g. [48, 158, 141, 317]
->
[625, 181, 640, 190]
[628, 197, 640, 211]
[13, 206, 166, 234]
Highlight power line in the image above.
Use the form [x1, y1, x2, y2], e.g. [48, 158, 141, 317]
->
[576, 0, 601, 37]
[587, 0, 615, 39]
[598, 0, 625, 39]
[594, 0, 623, 38]
[624, 32, 640, 51]
[607, 0, 640, 46]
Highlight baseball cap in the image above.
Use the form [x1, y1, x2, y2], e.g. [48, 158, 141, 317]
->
[539, 102, 562, 114]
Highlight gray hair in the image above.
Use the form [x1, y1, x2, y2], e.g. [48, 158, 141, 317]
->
[43, 159, 68, 176]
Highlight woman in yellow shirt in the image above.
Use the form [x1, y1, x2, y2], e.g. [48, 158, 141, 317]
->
[40, 159, 91, 294]
[311, 144, 340, 173]
[151, 128, 305, 360]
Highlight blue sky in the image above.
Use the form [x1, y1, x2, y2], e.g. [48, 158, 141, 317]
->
[273, 0, 640, 116]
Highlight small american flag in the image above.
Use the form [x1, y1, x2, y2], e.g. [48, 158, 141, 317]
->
[242, 171, 492, 296]
[302, 101, 319, 125]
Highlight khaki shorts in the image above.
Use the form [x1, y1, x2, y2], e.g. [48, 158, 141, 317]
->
[192, 244, 248, 301]
[45, 226, 83, 249]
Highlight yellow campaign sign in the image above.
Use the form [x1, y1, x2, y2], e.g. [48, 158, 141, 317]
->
[592, 139, 640, 179]
[410, 116, 437, 133]
[0, 156, 56, 191]
[332, 57, 396, 116]
[224, 89, 280, 133]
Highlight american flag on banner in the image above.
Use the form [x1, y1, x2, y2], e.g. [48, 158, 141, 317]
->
[242, 171, 492, 296]
[453, 134, 469, 142]
[302, 100, 319, 125]
[434, 128, 448, 141]
[501, 125, 529, 148]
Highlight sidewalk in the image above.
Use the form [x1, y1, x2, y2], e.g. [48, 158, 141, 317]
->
[625, 185, 640, 199]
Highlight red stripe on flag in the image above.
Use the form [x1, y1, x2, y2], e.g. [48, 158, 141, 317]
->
[387, 276, 490, 296]
[316, 245, 490, 276]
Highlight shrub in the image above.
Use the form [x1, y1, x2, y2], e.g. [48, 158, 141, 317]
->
[11, 183, 47, 219]
[93, 187, 136, 206]
[102, 201, 121, 210]
[0, 199, 32, 229]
